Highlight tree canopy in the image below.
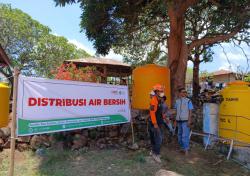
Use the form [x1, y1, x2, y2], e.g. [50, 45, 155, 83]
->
[55, 0, 250, 100]
[0, 3, 90, 80]
[55, 0, 249, 54]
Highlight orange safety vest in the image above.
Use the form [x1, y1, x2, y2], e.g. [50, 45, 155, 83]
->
[149, 96, 163, 125]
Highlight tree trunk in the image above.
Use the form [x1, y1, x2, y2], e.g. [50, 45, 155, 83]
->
[192, 54, 200, 106]
[167, 6, 188, 105]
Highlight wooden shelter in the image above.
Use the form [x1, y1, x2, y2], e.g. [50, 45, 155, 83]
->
[65, 57, 132, 84]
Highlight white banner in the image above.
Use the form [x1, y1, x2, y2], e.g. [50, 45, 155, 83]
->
[17, 76, 131, 136]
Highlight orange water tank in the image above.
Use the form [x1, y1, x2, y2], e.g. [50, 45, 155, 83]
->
[132, 64, 171, 110]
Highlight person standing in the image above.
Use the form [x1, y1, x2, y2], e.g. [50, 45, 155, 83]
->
[149, 84, 165, 163]
[161, 96, 175, 142]
[175, 88, 193, 155]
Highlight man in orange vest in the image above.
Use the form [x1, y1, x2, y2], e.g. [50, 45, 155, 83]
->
[149, 84, 165, 163]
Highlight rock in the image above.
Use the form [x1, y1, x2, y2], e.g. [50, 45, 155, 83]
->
[73, 130, 82, 134]
[17, 136, 31, 143]
[41, 135, 50, 147]
[97, 131, 105, 138]
[131, 109, 140, 118]
[35, 148, 46, 157]
[109, 130, 118, 138]
[52, 141, 64, 151]
[118, 137, 125, 144]
[72, 134, 87, 150]
[155, 169, 184, 176]
[0, 138, 4, 146]
[17, 143, 29, 152]
[138, 140, 147, 148]
[120, 141, 128, 147]
[48, 135, 56, 145]
[126, 136, 133, 144]
[97, 143, 106, 149]
[128, 143, 139, 150]
[88, 140, 96, 149]
[120, 124, 130, 135]
[30, 135, 48, 150]
[82, 130, 88, 137]
[0, 127, 11, 139]
[88, 129, 98, 139]
[96, 138, 106, 144]
[3, 140, 10, 149]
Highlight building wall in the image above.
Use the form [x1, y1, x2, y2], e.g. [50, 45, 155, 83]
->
[213, 73, 236, 83]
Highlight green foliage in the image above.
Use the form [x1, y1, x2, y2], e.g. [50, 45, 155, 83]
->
[33, 34, 90, 78]
[186, 67, 193, 83]
[0, 3, 90, 78]
[122, 45, 167, 67]
[55, 0, 250, 56]
[200, 70, 214, 80]
[244, 74, 250, 82]
[189, 46, 214, 64]
[55, 0, 168, 55]
[0, 4, 50, 73]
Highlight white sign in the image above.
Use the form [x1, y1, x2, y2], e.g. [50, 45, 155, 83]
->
[17, 76, 131, 136]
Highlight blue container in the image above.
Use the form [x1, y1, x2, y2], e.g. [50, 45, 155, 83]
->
[203, 103, 219, 146]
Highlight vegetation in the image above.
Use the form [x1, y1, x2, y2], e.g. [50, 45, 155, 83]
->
[52, 62, 101, 82]
[189, 47, 214, 104]
[244, 74, 250, 82]
[55, 0, 250, 101]
[0, 4, 90, 83]
[0, 143, 248, 176]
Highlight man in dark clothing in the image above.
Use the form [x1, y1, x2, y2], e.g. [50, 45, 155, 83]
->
[161, 96, 175, 142]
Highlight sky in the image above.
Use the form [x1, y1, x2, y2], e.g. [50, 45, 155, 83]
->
[1, 0, 249, 73]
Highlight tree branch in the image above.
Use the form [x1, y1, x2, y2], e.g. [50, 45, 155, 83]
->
[233, 40, 250, 76]
[218, 43, 232, 71]
[188, 27, 241, 51]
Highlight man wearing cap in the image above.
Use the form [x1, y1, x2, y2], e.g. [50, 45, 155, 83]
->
[175, 88, 193, 155]
[148, 84, 165, 163]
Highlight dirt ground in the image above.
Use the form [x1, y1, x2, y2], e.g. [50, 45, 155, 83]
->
[0, 141, 249, 176]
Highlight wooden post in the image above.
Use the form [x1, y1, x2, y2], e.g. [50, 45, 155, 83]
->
[103, 65, 107, 83]
[130, 118, 135, 144]
[227, 139, 234, 160]
[9, 67, 19, 176]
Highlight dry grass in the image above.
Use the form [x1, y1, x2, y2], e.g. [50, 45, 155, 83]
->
[0, 142, 249, 176]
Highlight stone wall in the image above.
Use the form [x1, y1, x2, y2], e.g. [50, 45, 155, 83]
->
[0, 108, 204, 152]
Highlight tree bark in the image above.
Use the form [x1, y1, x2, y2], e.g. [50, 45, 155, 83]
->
[167, 4, 188, 105]
[192, 53, 200, 106]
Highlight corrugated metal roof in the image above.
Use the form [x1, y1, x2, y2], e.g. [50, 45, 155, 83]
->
[66, 57, 130, 67]
[213, 69, 234, 76]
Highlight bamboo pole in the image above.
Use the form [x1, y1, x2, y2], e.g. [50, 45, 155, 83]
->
[130, 117, 135, 144]
[9, 67, 19, 176]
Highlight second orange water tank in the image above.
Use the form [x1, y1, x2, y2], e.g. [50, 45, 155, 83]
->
[132, 64, 171, 110]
